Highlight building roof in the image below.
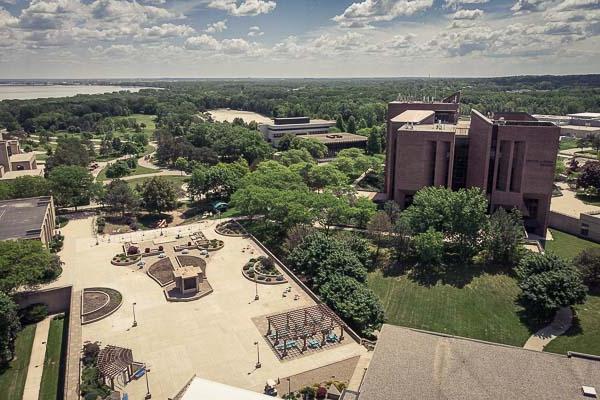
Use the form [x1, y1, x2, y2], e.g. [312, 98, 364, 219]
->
[398, 123, 459, 133]
[359, 324, 600, 400]
[391, 110, 435, 124]
[177, 377, 274, 400]
[0, 168, 44, 180]
[0, 196, 53, 241]
[561, 125, 600, 132]
[174, 265, 202, 279]
[262, 119, 335, 129]
[568, 113, 600, 119]
[296, 133, 368, 144]
[9, 152, 35, 162]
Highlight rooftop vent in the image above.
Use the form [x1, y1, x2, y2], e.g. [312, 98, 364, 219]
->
[582, 386, 597, 398]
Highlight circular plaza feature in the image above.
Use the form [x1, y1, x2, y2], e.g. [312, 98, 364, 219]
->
[215, 220, 247, 237]
[242, 256, 287, 284]
[81, 288, 123, 325]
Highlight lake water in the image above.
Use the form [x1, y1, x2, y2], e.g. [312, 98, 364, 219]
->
[0, 85, 154, 101]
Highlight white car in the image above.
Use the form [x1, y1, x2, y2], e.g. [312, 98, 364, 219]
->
[158, 253, 166, 258]
[182, 249, 190, 254]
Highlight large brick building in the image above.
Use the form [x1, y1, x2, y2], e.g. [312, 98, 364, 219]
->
[384, 94, 559, 237]
[0, 129, 42, 179]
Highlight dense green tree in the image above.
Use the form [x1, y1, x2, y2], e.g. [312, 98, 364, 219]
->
[7, 176, 51, 199]
[290, 137, 327, 159]
[573, 248, 600, 288]
[481, 208, 525, 266]
[335, 115, 345, 132]
[174, 157, 189, 174]
[45, 136, 90, 173]
[139, 177, 178, 215]
[205, 160, 249, 199]
[48, 165, 97, 209]
[319, 274, 384, 334]
[278, 148, 315, 166]
[367, 211, 392, 263]
[307, 164, 348, 191]
[577, 161, 600, 190]
[346, 116, 357, 134]
[103, 179, 139, 218]
[515, 253, 587, 315]
[366, 129, 382, 154]
[277, 133, 295, 151]
[413, 229, 445, 267]
[401, 187, 488, 258]
[105, 161, 130, 179]
[0, 240, 62, 294]
[0, 293, 21, 365]
[188, 165, 209, 201]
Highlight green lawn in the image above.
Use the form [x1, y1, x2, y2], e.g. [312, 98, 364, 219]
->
[126, 175, 188, 191]
[545, 295, 600, 356]
[95, 114, 156, 139]
[559, 137, 579, 151]
[368, 267, 537, 346]
[546, 229, 600, 260]
[0, 324, 36, 400]
[38, 317, 66, 400]
[97, 164, 159, 182]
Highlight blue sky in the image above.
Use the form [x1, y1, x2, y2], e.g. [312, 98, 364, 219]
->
[0, 0, 598, 78]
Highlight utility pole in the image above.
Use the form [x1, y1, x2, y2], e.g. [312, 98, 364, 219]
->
[132, 302, 137, 327]
[254, 341, 261, 369]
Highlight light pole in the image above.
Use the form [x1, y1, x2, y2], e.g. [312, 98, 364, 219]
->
[144, 363, 151, 399]
[132, 302, 137, 327]
[254, 274, 259, 301]
[286, 377, 291, 397]
[254, 341, 261, 369]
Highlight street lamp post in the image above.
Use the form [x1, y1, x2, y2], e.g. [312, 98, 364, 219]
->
[144, 363, 151, 399]
[254, 341, 261, 369]
[254, 274, 259, 301]
[287, 377, 291, 397]
[132, 302, 137, 327]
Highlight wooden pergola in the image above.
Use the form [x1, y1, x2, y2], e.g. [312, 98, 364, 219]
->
[266, 304, 345, 358]
[97, 345, 135, 389]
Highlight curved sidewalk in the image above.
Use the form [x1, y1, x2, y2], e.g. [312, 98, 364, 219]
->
[523, 307, 573, 351]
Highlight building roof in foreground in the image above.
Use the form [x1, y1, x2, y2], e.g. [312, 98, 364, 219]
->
[391, 110, 435, 124]
[176, 376, 273, 400]
[359, 324, 600, 400]
[0, 196, 53, 241]
[0, 168, 44, 180]
[568, 112, 600, 119]
[297, 133, 368, 144]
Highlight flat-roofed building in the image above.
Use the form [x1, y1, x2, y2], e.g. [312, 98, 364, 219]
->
[353, 324, 600, 400]
[259, 117, 336, 146]
[0, 196, 56, 247]
[384, 94, 559, 237]
[0, 130, 41, 179]
[296, 132, 368, 157]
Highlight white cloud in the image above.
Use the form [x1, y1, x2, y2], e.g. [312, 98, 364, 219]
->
[450, 8, 484, 19]
[332, 0, 434, 28]
[207, 0, 276, 16]
[444, 0, 489, 9]
[0, 7, 18, 28]
[205, 19, 227, 33]
[511, 0, 553, 14]
[139, 23, 195, 38]
[247, 25, 263, 36]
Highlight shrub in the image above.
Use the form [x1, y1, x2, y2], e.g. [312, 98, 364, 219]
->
[276, 276, 284, 281]
[573, 248, 600, 288]
[82, 342, 100, 366]
[127, 246, 139, 255]
[266, 277, 272, 282]
[316, 386, 327, 399]
[413, 229, 444, 266]
[257, 275, 265, 281]
[145, 247, 150, 253]
[129, 222, 139, 231]
[158, 245, 164, 251]
[19, 303, 48, 325]
[105, 161, 131, 179]
[516, 253, 587, 316]
[188, 241, 192, 246]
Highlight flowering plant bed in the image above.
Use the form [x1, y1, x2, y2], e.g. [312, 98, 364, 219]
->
[242, 256, 287, 284]
[111, 253, 142, 266]
[215, 220, 246, 237]
[199, 238, 224, 251]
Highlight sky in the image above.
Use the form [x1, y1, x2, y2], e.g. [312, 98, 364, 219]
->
[0, 0, 598, 78]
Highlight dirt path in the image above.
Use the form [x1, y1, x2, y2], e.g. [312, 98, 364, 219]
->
[22, 317, 51, 400]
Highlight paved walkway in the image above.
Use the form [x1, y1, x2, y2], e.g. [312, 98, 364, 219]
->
[346, 353, 372, 391]
[22, 317, 52, 400]
[523, 307, 573, 351]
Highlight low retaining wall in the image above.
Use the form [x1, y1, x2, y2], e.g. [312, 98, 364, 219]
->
[14, 285, 80, 400]
[245, 231, 364, 346]
[549, 210, 600, 244]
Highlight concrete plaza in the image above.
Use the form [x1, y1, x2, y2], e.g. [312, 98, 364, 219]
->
[48, 217, 366, 399]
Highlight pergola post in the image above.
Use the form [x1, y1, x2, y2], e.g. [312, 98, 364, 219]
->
[282, 339, 288, 357]
[340, 325, 344, 341]
[302, 335, 307, 352]
[275, 330, 279, 345]
[321, 330, 326, 346]
[267, 319, 272, 335]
